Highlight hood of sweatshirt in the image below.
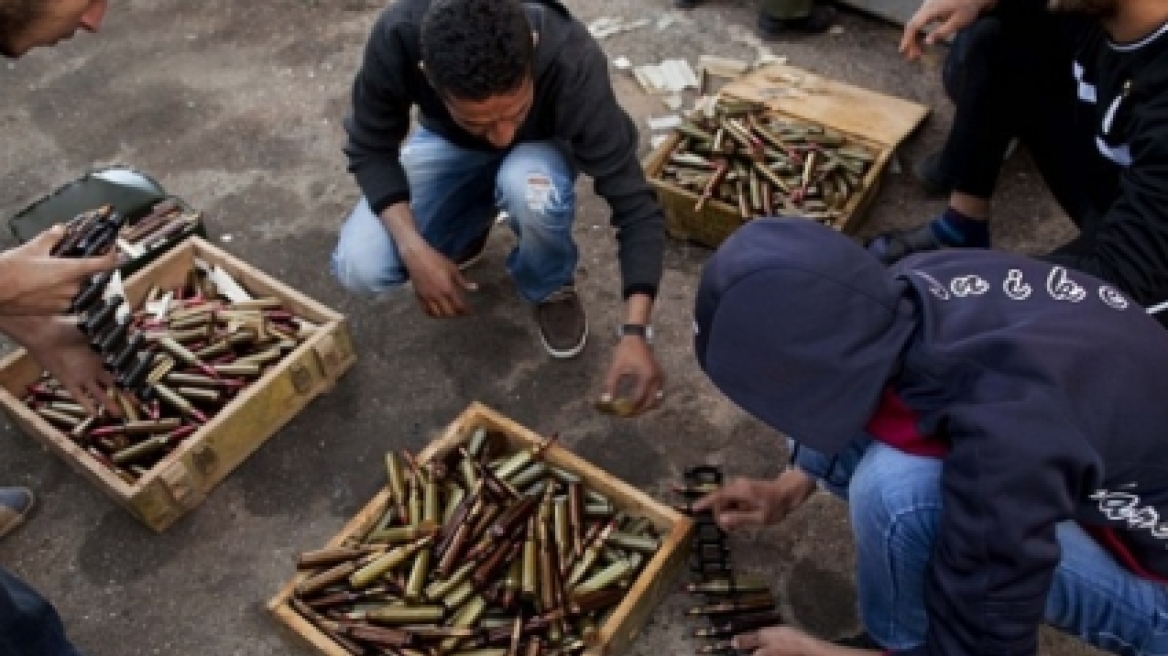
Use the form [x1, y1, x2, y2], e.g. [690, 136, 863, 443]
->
[694, 218, 916, 454]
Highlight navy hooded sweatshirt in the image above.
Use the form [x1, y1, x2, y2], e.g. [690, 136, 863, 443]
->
[695, 218, 1168, 656]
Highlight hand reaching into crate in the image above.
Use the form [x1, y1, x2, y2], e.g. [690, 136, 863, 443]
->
[693, 470, 817, 531]
[0, 225, 116, 316]
[0, 314, 119, 417]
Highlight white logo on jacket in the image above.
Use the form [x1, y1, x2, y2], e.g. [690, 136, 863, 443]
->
[1090, 489, 1168, 541]
[1099, 286, 1130, 310]
[1047, 267, 1087, 303]
[950, 276, 990, 297]
[908, 265, 1130, 312]
[1004, 270, 1032, 300]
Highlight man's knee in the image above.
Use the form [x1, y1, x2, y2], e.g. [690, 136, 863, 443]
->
[496, 146, 575, 227]
[848, 446, 942, 546]
[330, 244, 405, 295]
[944, 17, 1004, 101]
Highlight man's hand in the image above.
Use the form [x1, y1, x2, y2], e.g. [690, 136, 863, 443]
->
[0, 225, 117, 316]
[598, 335, 663, 417]
[0, 315, 120, 417]
[401, 243, 478, 318]
[694, 470, 817, 531]
[743, 626, 872, 656]
[900, 0, 995, 60]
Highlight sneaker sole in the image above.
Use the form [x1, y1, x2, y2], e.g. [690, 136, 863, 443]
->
[0, 515, 24, 541]
[541, 319, 589, 360]
[0, 494, 34, 541]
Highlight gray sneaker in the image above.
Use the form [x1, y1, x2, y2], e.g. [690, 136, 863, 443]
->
[0, 487, 34, 540]
[534, 286, 588, 359]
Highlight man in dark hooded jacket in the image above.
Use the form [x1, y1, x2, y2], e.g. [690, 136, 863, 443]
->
[693, 217, 1168, 656]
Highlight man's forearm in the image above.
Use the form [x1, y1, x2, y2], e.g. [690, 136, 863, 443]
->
[379, 201, 426, 260]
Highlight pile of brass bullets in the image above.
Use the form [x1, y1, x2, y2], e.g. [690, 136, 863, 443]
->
[288, 429, 662, 656]
[52, 202, 201, 268]
[674, 466, 782, 656]
[23, 260, 314, 484]
[655, 97, 877, 223]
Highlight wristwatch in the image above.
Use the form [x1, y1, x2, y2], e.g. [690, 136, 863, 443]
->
[617, 323, 654, 342]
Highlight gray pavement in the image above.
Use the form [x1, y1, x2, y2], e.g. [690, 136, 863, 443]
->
[0, 1, 1097, 654]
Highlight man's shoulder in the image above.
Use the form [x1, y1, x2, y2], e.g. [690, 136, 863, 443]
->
[528, 1, 604, 84]
[371, 0, 431, 38]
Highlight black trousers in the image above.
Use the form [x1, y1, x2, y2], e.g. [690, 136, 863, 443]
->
[938, 10, 1119, 251]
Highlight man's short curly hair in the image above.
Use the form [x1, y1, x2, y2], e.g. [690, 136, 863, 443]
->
[421, 0, 534, 102]
[0, 0, 42, 56]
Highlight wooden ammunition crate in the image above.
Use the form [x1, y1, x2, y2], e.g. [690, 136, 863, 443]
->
[0, 237, 356, 532]
[645, 62, 930, 249]
[268, 402, 695, 656]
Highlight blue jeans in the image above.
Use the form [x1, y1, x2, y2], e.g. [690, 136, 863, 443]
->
[331, 128, 579, 303]
[792, 438, 1168, 656]
[0, 568, 82, 656]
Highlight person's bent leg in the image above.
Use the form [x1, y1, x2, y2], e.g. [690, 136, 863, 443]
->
[847, 443, 943, 649]
[757, 0, 835, 38]
[1045, 522, 1168, 656]
[0, 568, 83, 656]
[331, 197, 408, 294]
[848, 444, 1168, 655]
[495, 142, 578, 304]
[331, 128, 499, 294]
[869, 10, 1073, 264]
[495, 141, 585, 357]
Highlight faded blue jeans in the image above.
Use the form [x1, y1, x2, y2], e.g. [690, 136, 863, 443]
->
[331, 128, 578, 303]
[0, 567, 82, 656]
[792, 437, 1168, 656]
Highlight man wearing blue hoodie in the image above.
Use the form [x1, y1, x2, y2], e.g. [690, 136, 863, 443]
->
[693, 218, 1168, 656]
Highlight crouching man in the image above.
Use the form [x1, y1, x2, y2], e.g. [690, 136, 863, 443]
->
[333, 0, 667, 413]
[693, 218, 1168, 656]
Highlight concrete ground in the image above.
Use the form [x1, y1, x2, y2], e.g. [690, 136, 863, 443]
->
[0, 0, 1096, 654]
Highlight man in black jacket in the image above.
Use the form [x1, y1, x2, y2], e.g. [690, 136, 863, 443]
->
[333, 0, 665, 413]
[694, 218, 1168, 656]
[867, 0, 1168, 328]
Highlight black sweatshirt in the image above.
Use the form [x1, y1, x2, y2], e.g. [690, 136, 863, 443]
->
[1044, 16, 1168, 322]
[343, 0, 665, 299]
[697, 219, 1168, 656]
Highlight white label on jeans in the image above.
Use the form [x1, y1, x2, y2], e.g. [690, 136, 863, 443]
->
[525, 175, 553, 213]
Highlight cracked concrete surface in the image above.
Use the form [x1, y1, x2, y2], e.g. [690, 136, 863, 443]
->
[0, 1, 1097, 654]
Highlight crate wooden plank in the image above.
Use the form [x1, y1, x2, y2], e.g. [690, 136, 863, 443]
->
[720, 62, 929, 149]
[0, 237, 356, 531]
[269, 403, 694, 656]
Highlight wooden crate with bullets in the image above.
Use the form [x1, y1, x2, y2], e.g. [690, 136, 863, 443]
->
[644, 62, 929, 249]
[0, 237, 356, 532]
[268, 403, 695, 656]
